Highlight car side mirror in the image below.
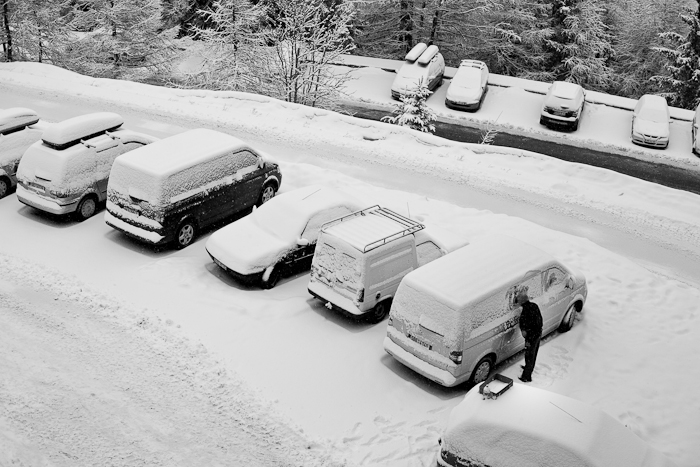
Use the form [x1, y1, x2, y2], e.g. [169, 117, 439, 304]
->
[297, 238, 310, 247]
[565, 277, 574, 289]
[258, 158, 265, 169]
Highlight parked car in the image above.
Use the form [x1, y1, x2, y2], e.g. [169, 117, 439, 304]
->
[16, 112, 157, 220]
[0, 107, 45, 199]
[631, 94, 670, 149]
[539, 81, 586, 131]
[445, 60, 489, 111]
[437, 381, 677, 467]
[206, 185, 364, 289]
[105, 128, 282, 250]
[692, 102, 700, 155]
[384, 235, 587, 387]
[391, 43, 445, 100]
[308, 206, 468, 323]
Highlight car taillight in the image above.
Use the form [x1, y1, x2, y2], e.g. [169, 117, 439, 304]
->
[49, 189, 69, 198]
[449, 350, 463, 364]
[388, 315, 393, 326]
[357, 287, 364, 303]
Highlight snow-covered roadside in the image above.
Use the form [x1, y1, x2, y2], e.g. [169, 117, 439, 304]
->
[0, 254, 346, 467]
[337, 61, 700, 172]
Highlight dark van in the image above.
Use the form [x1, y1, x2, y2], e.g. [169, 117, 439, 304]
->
[105, 128, 282, 249]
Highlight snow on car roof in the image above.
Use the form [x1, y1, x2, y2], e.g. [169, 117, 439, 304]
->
[42, 112, 123, 147]
[551, 81, 581, 100]
[403, 235, 554, 310]
[445, 383, 674, 467]
[405, 42, 428, 63]
[268, 185, 361, 218]
[322, 208, 421, 252]
[0, 107, 40, 134]
[414, 225, 469, 253]
[114, 128, 248, 178]
[452, 66, 483, 87]
[417, 45, 440, 66]
[639, 94, 669, 110]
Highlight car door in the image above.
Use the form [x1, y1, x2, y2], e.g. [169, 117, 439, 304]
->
[416, 240, 442, 267]
[541, 266, 570, 333]
[229, 150, 265, 213]
[93, 136, 120, 200]
[500, 272, 543, 358]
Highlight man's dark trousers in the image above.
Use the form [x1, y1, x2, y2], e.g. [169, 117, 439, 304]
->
[522, 334, 541, 380]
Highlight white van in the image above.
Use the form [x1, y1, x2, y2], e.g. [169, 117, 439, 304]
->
[384, 235, 587, 387]
[106, 128, 282, 249]
[0, 108, 45, 199]
[16, 112, 157, 220]
[391, 43, 445, 100]
[307, 206, 468, 323]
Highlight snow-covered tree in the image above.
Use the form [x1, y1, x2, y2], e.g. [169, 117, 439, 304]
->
[543, 0, 614, 89]
[382, 80, 437, 133]
[65, 0, 177, 79]
[652, 0, 700, 109]
[1, 0, 72, 63]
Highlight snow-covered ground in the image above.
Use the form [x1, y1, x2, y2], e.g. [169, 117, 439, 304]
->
[1, 62, 700, 467]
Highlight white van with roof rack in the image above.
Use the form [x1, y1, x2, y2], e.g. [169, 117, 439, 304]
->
[0, 107, 46, 199]
[384, 235, 587, 387]
[391, 43, 445, 100]
[307, 206, 468, 323]
[16, 112, 157, 220]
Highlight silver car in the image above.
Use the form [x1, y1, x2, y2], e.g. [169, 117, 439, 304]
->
[445, 60, 489, 111]
[631, 94, 670, 149]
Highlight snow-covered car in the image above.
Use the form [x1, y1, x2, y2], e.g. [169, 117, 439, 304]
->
[106, 129, 282, 250]
[445, 60, 489, 111]
[16, 112, 158, 220]
[0, 107, 45, 199]
[631, 94, 671, 149]
[437, 380, 678, 467]
[206, 185, 364, 289]
[391, 43, 445, 100]
[539, 81, 586, 131]
[691, 102, 700, 156]
[384, 235, 586, 387]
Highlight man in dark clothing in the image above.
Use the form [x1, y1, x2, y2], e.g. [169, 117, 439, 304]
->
[517, 289, 543, 383]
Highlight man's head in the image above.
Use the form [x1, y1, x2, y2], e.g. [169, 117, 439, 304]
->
[516, 288, 530, 305]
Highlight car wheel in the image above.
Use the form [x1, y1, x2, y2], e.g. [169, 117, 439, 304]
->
[365, 299, 391, 324]
[75, 195, 98, 221]
[175, 220, 196, 249]
[0, 177, 9, 199]
[260, 264, 281, 289]
[469, 356, 493, 385]
[558, 304, 577, 332]
[257, 183, 276, 207]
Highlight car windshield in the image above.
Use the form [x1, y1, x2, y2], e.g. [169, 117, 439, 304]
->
[398, 63, 429, 81]
[253, 201, 307, 241]
[453, 68, 481, 89]
[638, 107, 667, 123]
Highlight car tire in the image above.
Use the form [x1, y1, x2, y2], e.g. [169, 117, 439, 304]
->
[365, 299, 391, 324]
[260, 264, 281, 289]
[558, 304, 577, 332]
[257, 182, 277, 207]
[0, 177, 9, 199]
[469, 356, 493, 385]
[175, 220, 196, 249]
[75, 195, 98, 221]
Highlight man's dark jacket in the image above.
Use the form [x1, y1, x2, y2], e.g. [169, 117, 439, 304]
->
[519, 301, 543, 341]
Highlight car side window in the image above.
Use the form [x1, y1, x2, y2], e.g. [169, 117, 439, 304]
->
[416, 241, 442, 267]
[544, 267, 566, 292]
[233, 150, 259, 178]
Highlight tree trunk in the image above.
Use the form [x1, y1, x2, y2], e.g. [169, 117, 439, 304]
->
[429, 0, 443, 45]
[399, 0, 414, 54]
[2, 0, 12, 61]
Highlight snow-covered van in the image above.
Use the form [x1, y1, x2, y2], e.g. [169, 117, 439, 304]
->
[438, 382, 677, 467]
[0, 107, 44, 199]
[16, 112, 157, 220]
[307, 206, 468, 323]
[384, 235, 587, 387]
[105, 128, 282, 249]
[391, 43, 445, 100]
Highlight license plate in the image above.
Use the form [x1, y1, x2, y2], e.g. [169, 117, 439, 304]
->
[213, 257, 227, 271]
[408, 333, 432, 350]
[29, 182, 45, 193]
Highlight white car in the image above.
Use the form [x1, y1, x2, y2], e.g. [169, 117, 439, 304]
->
[445, 60, 489, 111]
[631, 94, 670, 149]
[206, 185, 364, 289]
[0, 108, 45, 199]
[437, 380, 678, 467]
[540, 81, 585, 131]
[391, 42, 445, 100]
[692, 102, 700, 155]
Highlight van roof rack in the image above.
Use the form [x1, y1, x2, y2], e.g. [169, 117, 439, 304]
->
[320, 205, 425, 252]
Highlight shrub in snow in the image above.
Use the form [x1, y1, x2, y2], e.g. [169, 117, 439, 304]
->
[382, 80, 437, 134]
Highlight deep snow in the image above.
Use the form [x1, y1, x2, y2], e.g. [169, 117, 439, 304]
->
[1, 61, 699, 466]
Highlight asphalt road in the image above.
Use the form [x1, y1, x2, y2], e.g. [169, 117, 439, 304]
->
[342, 104, 700, 196]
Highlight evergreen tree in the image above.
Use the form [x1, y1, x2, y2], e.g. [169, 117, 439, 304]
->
[653, 0, 700, 109]
[382, 80, 437, 133]
[1, 0, 72, 63]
